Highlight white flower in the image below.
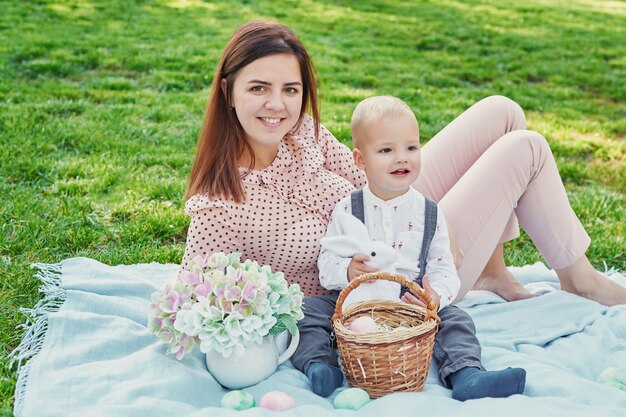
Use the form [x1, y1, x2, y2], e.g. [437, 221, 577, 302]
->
[206, 252, 231, 270]
[172, 309, 200, 337]
[221, 341, 246, 358]
[225, 265, 244, 282]
[290, 294, 304, 320]
[211, 269, 226, 282]
[224, 312, 244, 339]
[268, 291, 281, 307]
[240, 315, 264, 333]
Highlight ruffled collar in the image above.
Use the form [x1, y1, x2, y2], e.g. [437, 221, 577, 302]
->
[239, 134, 302, 186]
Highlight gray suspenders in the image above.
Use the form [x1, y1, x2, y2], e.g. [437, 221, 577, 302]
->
[350, 189, 438, 295]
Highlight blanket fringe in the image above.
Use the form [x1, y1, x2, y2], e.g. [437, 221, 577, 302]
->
[9, 262, 65, 417]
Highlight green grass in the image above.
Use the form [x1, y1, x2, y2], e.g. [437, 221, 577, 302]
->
[1, 0, 625, 414]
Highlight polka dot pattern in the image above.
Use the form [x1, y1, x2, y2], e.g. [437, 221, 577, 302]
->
[182, 115, 366, 296]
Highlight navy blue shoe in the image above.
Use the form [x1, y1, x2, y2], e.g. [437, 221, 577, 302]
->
[305, 362, 344, 397]
[450, 366, 526, 401]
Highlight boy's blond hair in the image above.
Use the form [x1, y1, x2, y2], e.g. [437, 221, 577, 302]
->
[351, 96, 416, 147]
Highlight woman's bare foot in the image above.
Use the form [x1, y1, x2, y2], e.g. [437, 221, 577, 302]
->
[472, 243, 537, 301]
[473, 269, 538, 301]
[557, 256, 626, 306]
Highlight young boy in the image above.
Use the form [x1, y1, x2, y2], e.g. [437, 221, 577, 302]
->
[299, 96, 526, 400]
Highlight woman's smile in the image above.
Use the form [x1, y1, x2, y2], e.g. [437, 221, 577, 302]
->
[258, 116, 285, 126]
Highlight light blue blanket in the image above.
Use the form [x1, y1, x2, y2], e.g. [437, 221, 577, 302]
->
[11, 257, 626, 417]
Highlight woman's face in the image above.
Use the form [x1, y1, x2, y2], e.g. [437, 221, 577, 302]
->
[230, 53, 303, 163]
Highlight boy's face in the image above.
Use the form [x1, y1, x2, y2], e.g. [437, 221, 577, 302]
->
[353, 113, 421, 201]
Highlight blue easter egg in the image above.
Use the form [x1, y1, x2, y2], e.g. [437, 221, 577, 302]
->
[221, 390, 256, 410]
[333, 387, 370, 410]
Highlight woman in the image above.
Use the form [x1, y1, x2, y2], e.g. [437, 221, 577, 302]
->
[182, 19, 625, 308]
[183, 19, 365, 297]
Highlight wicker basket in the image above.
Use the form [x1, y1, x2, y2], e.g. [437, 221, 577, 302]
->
[331, 272, 440, 398]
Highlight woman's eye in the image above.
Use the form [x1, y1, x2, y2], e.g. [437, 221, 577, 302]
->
[284, 87, 299, 95]
[250, 86, 266, 93]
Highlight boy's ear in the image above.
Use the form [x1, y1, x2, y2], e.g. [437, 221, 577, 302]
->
[353, 148, 366, 170]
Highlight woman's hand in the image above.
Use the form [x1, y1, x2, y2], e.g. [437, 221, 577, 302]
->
[401, 275, 441, 311]
[347, 254, 378, 282]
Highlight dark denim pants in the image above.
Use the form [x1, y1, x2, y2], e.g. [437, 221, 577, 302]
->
[291, 293, 484, 387]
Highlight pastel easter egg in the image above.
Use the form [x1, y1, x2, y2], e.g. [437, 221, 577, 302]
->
[221, 390, 255, 410]
[602, 381, 626, 391]
[260, 390, 296, 411]
[597, 367, 626, 385]
[348, 316, 378, 333]
[333, 387, 370, 410]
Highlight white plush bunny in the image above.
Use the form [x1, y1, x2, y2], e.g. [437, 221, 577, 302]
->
[321, 212, 406, 310]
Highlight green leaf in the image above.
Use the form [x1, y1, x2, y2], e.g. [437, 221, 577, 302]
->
[282, 315, 298, 337]
[269, 314, 299, 336]
[269, 319, 287, 335]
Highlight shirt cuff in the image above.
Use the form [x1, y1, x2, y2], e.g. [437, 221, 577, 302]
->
[320, 257, 351, 291]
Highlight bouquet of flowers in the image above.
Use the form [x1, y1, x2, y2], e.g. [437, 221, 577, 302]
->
[148, 252, 304, 359]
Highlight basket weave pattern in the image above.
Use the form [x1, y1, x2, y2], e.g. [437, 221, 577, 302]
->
[331, 272, 440, 398]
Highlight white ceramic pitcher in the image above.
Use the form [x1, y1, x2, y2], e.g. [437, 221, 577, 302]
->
[205, 329, 300, 389]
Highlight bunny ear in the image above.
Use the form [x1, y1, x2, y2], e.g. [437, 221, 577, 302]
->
[333, 212, 373, 244]
[321, 236, 366, 258]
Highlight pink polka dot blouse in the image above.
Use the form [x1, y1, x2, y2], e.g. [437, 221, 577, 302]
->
[182, 115, 366, 296]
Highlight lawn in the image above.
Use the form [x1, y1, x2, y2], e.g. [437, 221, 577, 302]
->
[0, 0, 624, 415]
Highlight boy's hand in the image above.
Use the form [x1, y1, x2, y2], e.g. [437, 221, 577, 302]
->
[401, 274, 441, 311]
[347, 254, 378, 282]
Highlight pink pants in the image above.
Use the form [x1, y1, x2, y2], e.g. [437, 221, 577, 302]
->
[413, 95, 590, 300]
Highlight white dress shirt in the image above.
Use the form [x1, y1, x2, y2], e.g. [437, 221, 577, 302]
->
[318, 185, 460, 310]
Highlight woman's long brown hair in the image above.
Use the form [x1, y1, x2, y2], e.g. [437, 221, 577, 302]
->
[185, 20, 320, 203]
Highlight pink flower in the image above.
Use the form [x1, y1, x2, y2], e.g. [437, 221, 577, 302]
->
[241, 282, 257, 303]
[223, 284, 241, 302]
[195, 283, 212, 298]
[213, 285, 225, 299]
[174, 345, 186, 360]
[165, 289, 180, 312]
[219, 298, 233, 313]
[191, 254, 207, 268]
[180, 270, 201, 285]
[236, 301, 252, 316]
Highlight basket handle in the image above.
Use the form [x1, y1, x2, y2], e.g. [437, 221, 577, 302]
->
[331, 272, 440, 323]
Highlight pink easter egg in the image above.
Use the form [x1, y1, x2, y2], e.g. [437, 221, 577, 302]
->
[349, 316, 378, 333]
[260, 391, 296, 411]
